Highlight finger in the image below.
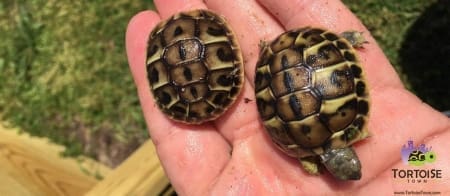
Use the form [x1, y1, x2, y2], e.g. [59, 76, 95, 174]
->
[209, 130, 305, 194]
[213, 80, 262, 142]
[257, 0, 403, 91]
[258, 0, 360, 31]
[154, 0, 207, 19]
[125, 10, 231, 194]
[204, 0, 284, 142]
[126, 11, 174, 138]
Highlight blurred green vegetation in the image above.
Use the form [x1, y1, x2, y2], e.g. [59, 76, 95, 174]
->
[0, 1, 447, 165]
[0, 0, 154, 163]
[343, 0, 449, 110]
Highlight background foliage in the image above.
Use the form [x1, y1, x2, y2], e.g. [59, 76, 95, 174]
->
[0, 0, 153, 166]
[0, 0, 447, 166]
[344, 0, 449, 110]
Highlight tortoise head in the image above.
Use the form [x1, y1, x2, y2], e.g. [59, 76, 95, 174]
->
[320, 147, 361, 180]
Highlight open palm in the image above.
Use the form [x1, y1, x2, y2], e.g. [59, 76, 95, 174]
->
[126, 0, 450, 195]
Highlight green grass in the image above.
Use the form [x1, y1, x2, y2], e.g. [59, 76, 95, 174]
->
[343, 0, 449, 110]
[0, 1, 448, 165]
[0, 0, 154, 165]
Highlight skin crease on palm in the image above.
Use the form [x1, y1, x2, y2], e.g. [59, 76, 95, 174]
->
[125, 0, 450, 195]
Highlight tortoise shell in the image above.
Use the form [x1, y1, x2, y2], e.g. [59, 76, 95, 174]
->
[255, 27, 370, 158]
[146, 10, 244, 124]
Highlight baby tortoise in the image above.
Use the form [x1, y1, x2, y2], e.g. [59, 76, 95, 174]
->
[255, 27, 370, 180]
[146, 10, 244, 124]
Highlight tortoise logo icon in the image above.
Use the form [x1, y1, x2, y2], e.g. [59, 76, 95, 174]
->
[401, 139, 436, 166]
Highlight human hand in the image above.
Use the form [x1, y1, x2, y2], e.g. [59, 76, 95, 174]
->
[125, 0, 450, 194]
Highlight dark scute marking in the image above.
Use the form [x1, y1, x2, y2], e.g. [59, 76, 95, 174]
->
[148, 45, 158, 57]
[172, 113, 184, 120]
[340, 98, 357, 111]
[310, 35, 324, 43]
[331, 69, 353, 88]
[207, 27, 225, 36]
[303, 28, 323, 38]
[255, 72, 270, 88]
[306, 55, 317, 66]
[255, 71, 263, 87]
[198, 10, 207, 18]
[206, 105, 215, 113]
[336, 41, 349, 49]
[264, 72, 272, 81]
[172, 105, 186, 114]
[265, 55, 275, 68]
[233, 75, 241, 85]
[344, 51, 356, 62]
[174, 26, 183, 36]
[213, 93, 226, 105]
[283, 71, 294, 93]
[255, 71, 272, 87]
[324, 33, 339, 41]
[302, 30, 313, 39]
[230, 86, 239, 97]
[223, 98, 232, 106]
[183, 67, 193, 81]
[281, 55, 289, 68]
[341, 112, 346, 117]
[271, 37, 282, 48]
[353, 117, 365, 129]
[303, 29, 326, 44]
[301, 125, 311, 135]
[351, 64, 362, 78]
[357, 100, 369, 115]
[190, 86, 198, 98]
[149, 67, 159, 83]
[287, 31, 299, 38]
[289, 94, 302, 119]
[309, 28, 325, 34]
[204, 90, 212, 99]
[319, 44, 338, 60]
[294, 44, 307, 52]
[345, 68, 354, 78]
[256, 98, 266, 113]
[189, 111, 199, 118]
[330, 71, 342, 88]
[179, 43, 186, 60]
[160, 91, 171, 105]
[217, 74, 232, 86]
[217, 48, 234, 62]
[356, 81, 366, 96]
[318, 113, 330, 124]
